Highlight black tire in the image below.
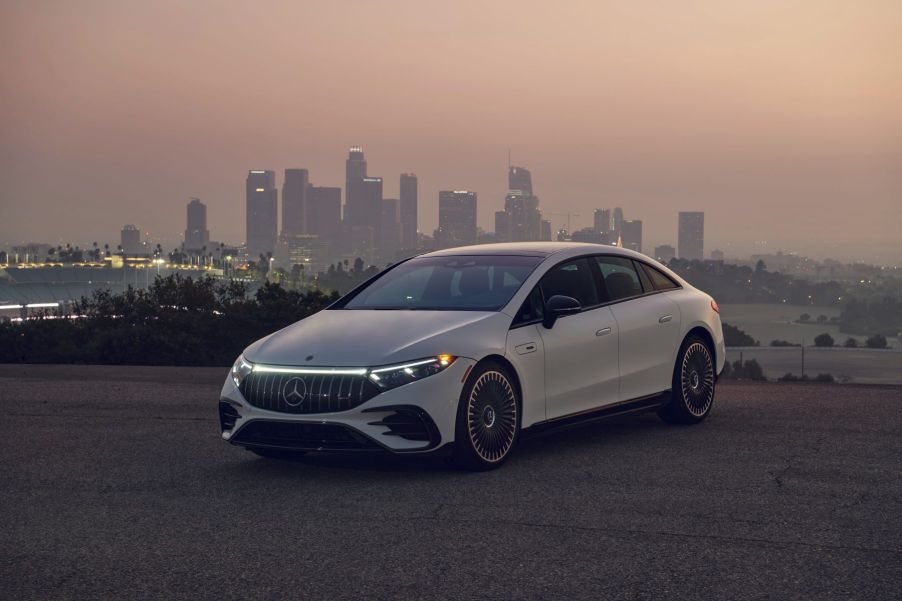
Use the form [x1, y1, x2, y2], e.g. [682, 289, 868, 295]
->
[451, 361, 521, 471]
[248, 447, 307, 461]
[659, 335, 716, 424]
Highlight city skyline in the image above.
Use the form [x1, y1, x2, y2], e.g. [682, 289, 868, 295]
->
[1, 1, 900, 264]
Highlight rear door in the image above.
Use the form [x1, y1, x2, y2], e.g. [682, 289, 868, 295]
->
[594, 256, 681, 401]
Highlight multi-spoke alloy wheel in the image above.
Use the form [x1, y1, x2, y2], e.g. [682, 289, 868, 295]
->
[454, 362, 520, 470]
[660, 335, 716, 424]
[680, 342, 715, 417]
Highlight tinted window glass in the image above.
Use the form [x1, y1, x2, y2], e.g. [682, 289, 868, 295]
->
[595, 256, 642, 301]
[342, 255, 542, 310]
[635, 260, 654, 292]
[540, 258, 599, 307]
[513, 285, 545, 325]
[641, 263, 680, 290]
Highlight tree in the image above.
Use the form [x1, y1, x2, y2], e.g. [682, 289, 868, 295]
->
[865, 334, 888, 349]
[755, 259, 766, 274]
[799, 313, 811, 322]
[843, 337, 858, 348]
[770, 339, 799, 347]
[722, 323, 758, 347]
[814, 333, 834, 347]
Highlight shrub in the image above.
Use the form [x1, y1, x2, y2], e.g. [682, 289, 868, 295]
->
[722, 323, 759, 347]
[813, 333, 835, 347]
[865, 334, 888, 349]
[843, 337, 858, 348]
[799, 313, 811, 322]
[726, 358, 766, 380]
[770, 339, 799, 347]
[814, 373, 835, 383]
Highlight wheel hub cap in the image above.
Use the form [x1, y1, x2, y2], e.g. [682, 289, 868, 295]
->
[482, 406, 496, 428]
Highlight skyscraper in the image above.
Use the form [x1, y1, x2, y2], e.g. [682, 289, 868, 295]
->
[184, 198, 209, 250]
[344, 147, 368, 226]
[594, 209, 612, 233]
[508, 166, 533, 195]
[612, 207, 624, 236]
[437, 190, 477, 248]
[120, 224, 141, 255]
[494, 210, 512, 242]
[246, 170, 277, 259]
[678, 211, 705, 260]
[621, 219, 642, 253]
[381, 198, 401, 261]
[399, 173, 418, 249]
[281, 169, 309, 237]
[307, 185, 342, 257]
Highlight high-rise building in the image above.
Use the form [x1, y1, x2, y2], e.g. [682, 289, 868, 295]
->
[508, 166, 533, 195]
[281, 169, 309, 237]
[541, 220, 552, 241]
[120, 225, 142, 255]
[621, 219, 642, 253]
[246, 170, 278, 259]
[344, 147, 369, 226]
[654, 244, 676, 263]
[307, 185, 342, 256]
[612, 207, 624, 235]
[678, 211, 705, 260]
[437, 190, 477, 248]
[380, 198, 401, 261]
[399, 173, 418, 249]
[184, 198, 209, 250]
[494, 211, 512, 242]
[594, 209, 612, 233]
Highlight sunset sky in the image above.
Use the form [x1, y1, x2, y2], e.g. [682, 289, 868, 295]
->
[1, 0, 900, 263]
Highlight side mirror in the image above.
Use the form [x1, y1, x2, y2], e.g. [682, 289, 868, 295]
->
[543, 295, 581, 329]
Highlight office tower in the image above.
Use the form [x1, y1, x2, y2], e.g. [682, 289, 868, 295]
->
[654, 244, 676, 263]
[437, 190, 477, 248]
[281, 169, 309, 237]
[246, 170, 277, 259]
[612, 207, 624, 235]
[380, 198, 401, 261]
[508, 166, 533, 195]
[678, 211, 705, 260]
[344, 147, 368, 226]
[120, 225, 141, 255]
[594, 209, 612, 233]
[621, 220, 642, 253]
[399, 173, 418, 249]
[307, 186, 341, 240]
[540, 220, 551, 241]
[494, 211, 512, 242]
[184, 198, 210, 250]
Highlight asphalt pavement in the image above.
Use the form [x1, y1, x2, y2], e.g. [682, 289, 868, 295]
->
[1, 364, 900, 600]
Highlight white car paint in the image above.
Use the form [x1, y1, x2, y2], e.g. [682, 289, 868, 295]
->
[220, 242, 725, 455]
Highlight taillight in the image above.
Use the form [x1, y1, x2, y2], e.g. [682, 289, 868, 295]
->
[710, 299, 720, 314]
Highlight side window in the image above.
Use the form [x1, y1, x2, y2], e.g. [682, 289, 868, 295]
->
[594, 256, 642, 301]
[540, 258, 599, 308]
[513, 285, 544, 326]
[641, 263, 680, 290]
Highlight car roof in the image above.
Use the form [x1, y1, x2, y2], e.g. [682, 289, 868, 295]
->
[419, 241, 641, 259]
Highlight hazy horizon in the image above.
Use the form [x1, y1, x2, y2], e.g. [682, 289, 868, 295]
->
[1, 0, 900, 264]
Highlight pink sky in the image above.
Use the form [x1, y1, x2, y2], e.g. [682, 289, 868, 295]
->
[1, 0, 900, 263]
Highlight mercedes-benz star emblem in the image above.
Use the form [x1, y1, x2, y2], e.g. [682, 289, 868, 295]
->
[281, 377, 307, 407]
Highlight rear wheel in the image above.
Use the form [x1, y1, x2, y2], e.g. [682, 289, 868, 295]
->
[452, 361, 520, 471]
[248, 447, 307, 461]
[659, 335, 716, 424]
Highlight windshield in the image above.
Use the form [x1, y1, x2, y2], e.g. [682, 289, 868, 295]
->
[340, 255, 543, 311]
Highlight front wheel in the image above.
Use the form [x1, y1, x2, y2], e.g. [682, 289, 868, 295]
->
[659, 336, 716, 424]
[452, 361, 520, 471]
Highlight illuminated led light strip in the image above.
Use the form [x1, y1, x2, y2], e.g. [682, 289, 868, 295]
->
[26, 302, 59, 308]
[252, 365, 368, 376]
[370, 358, 438, 374]
[0, 304, 24, 310]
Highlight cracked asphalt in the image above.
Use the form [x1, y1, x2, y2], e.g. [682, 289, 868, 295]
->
[1, 364, 901, 600]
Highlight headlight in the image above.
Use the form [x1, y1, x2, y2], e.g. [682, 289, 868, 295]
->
[367, 355, 456, 391]
[231, 355, 254, 387]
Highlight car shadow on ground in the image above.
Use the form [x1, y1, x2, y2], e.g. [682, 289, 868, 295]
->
[217, 411, 675, 478]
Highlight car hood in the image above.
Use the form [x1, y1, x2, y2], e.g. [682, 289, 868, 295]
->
[243, 309, 511, 367]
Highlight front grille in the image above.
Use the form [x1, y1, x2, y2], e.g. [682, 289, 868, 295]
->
[239, 371, 380, 414]
[232, 420, 381, 451]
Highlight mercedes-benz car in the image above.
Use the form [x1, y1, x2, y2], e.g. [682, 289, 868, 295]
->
[219, 242, 725, 470]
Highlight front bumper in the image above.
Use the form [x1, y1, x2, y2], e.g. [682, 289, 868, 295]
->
[218, 358, 474, 454]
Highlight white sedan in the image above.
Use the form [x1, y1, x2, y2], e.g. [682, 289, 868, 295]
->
[219, 242, 725, 470]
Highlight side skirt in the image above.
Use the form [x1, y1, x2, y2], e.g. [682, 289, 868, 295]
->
[521, 391, 671, 440]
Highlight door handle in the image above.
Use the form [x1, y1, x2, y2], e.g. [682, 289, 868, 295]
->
[515, 342, 537, 355]
[658, 314, 673, 323]
[596, 327, 612, 337]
